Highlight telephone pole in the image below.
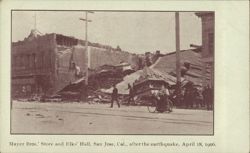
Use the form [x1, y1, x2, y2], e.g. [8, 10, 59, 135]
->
[175, 12, 181, 104]
[80, 11, 94, 85]
[34, 12, 37, 30]
[79, 11, 94, 100]
[32, 12, 42, 35]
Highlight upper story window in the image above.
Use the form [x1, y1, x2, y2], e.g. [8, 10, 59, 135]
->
[40, 52, 44, 69]
[32, 53, 36, 69]
[27, 55, 30, 69]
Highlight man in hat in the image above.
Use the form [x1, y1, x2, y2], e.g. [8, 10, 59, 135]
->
[110, 84, 120, 108]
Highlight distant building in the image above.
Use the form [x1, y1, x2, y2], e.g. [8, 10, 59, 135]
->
[195, 12, 214, 87]
[11, 30, 138, 98]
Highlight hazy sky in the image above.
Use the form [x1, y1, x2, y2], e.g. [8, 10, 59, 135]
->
[12, 11, 201, 54]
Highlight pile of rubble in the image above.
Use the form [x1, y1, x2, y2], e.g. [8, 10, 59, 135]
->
[21, 49, 208, 104]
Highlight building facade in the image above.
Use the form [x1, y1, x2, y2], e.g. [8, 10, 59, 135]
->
[195, 12, 214, 87]
[12, 30, 137, 98]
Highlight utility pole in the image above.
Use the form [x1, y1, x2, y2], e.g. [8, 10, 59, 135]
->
[33, 12, 37, 30]
[79, 11, 94, 100]
[32, 12, 42, 35]
[175, 12, 181, 104]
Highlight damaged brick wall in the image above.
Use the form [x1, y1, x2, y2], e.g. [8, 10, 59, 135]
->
[89, 47, 130, 69]
[89, 47, 140, 70]
[12, 32, 141, 97]
[54, 46, 87, 93]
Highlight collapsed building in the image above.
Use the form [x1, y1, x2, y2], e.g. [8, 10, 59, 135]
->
[103, 49, 211, 95]
[151, 49, 211, 86]
[11, 30, 139, 98]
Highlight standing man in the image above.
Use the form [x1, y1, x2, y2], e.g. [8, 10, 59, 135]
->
[207, 85, 213, 110]
[202, 84, 212, 110]
[184, 82, 194, 109]
[194, 87, 203, 109]
[110, 84, 120, 108]
[127, 83, 134, 106]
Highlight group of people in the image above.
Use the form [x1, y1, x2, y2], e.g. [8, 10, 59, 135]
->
[182, 83, 213, 110]
[110, 82, 213, 111]
[110, 83, 172, 113]
[202, 85, 213, 110]
[110, 83, 134, 108]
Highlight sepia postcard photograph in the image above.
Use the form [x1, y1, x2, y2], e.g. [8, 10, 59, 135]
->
[0, 1, 249, 153]
[10, 10, 214, 135]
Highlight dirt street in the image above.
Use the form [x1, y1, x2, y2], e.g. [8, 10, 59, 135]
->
[11, 101, 213, 135]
